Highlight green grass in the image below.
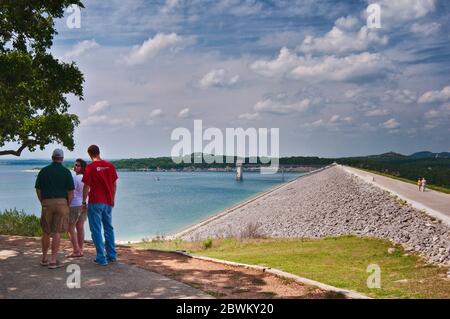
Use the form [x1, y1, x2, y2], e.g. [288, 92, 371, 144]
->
[0, 209, 43, 237]
[357, 167, 450, 194]
[134, 236, 450, 299]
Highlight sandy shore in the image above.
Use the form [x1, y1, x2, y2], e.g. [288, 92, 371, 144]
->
[177, 165, 450, 265]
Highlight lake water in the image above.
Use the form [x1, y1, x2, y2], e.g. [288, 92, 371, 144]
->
[0, 160, 301, 241]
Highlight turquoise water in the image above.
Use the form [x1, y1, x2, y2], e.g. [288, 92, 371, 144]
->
[0, 161, 301, 241]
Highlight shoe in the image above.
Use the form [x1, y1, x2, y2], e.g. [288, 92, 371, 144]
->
[93, 259, 108, 266]
[107, 257, 117, 263]
[40, 259, 49, 267]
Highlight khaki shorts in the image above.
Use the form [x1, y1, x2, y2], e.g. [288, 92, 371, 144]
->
[69, 206, 81, 224]
[40, 199, 69, 235]
[69, 206, 87, 224]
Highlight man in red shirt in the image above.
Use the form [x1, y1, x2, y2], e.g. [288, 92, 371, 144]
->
[82, 145, 118, 265]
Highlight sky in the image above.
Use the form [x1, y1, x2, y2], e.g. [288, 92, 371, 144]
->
[3, 0, 450, 159]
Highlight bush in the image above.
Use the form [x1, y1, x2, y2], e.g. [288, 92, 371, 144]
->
[202, 238, 213, 250]
[239, 222, 265, 239]
[0, 209, 42, 237]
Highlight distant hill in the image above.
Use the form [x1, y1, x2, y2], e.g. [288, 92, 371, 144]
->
[337, 152, 450, 190]
[367, 152, 406, 159]
[409, 151, 450, 159]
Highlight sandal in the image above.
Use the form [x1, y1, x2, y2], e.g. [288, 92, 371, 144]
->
[40, 259, 49, 266]
[67, 253, 84, 258]
[48, 261, 64, 269]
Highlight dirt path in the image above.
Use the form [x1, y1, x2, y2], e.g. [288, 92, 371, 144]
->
[0, 236, 332, 299]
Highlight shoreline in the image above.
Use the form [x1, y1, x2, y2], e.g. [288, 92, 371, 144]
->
[117, 165, 334, 244]
[168, 163, 337, 240]
[115, 170, 309, 244]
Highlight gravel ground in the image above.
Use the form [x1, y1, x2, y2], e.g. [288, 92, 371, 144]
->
[180, 165, 450, 265]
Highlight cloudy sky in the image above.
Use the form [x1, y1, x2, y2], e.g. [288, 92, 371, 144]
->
[6, 0, 450, 159]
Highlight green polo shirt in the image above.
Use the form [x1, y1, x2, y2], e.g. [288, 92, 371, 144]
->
[35, 162, 74, 199]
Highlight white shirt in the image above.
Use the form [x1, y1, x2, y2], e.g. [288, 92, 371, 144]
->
[70, 173, 84, 207]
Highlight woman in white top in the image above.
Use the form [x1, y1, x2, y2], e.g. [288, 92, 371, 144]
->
[68, 159, 87, 258]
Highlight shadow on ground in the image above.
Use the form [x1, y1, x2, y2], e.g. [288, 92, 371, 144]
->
[0, 236, 211, 299]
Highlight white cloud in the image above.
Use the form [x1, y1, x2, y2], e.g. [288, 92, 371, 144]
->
[418, 86, 450, 103]
[65, 40, 99, 59]
[365, 108, 390, 117]
[251, 48, 393, 82]
[88, 100, 110, 114]
[298, 17, 388, 54]
[383, 89, 417, 104]
[178, 107, 191, 118]
[423, 104, 450, 129]
[335, 16, 359, 30]
[239, 112, 259, 120]
[250, 47, 299, 78]
[214, 0, 263, 16]
[366, 0, 436, 25]
[345, 88, 365, 99]
[149, 109, 163, 118]
[125, 33, 188, 66]
[424, 109, 440, 119]
[253, 96, 311, 115]
[199, 69, 240, 89]
[258, 31, 307, 48]
[308, 119, 325, 127]
[381, 118, 400, 129]
[290, 52, 392, 82]
[305, 114, 353, 129]
[410, 22, 441, 36]
[329, 114, 340, 123]
[160, 0, 181, 13]
[145, 109, 164, 125]
[82, 115, 134, 127]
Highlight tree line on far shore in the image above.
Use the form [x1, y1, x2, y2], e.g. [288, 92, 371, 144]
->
[111, 152, 450, 190]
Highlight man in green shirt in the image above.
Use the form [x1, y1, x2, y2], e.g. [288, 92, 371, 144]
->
[35, 149, 74, 269]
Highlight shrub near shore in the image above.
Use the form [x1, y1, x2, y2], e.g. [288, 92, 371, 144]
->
[0, 209, 42, 237]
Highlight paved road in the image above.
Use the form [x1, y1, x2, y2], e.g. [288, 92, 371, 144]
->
[341, 165, 450, 226]
[0, 237, 212, 299]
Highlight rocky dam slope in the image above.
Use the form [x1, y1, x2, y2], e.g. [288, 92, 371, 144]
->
[180, 165, 450, 265]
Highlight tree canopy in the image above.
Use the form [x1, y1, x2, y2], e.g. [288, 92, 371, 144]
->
[0, 0, 85, 156]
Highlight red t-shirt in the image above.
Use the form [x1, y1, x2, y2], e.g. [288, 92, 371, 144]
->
[82, 160, 118, 206]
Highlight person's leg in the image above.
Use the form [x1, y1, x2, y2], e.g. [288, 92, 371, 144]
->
[41, 233, 50, 262]
[40, 201, 51, 263]
[48, 200, 69, 265]
[50, 232, 60, 264]
[67, 207, 82, 256]
[88, 204, 107, 265]
[102, 205, 117, 261]
[68, 224, 81, 255]
[76, 219, 85, 254]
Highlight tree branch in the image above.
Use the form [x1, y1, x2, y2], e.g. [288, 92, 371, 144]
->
[0, 141, 32, 157]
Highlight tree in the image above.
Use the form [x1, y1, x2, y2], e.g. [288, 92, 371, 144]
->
[0, 0, 85, 156]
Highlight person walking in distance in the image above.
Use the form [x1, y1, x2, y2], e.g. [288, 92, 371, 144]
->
[421, 177, 427, 192]
[418, 178, 422, 191]
[82, 145, 118, 265]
